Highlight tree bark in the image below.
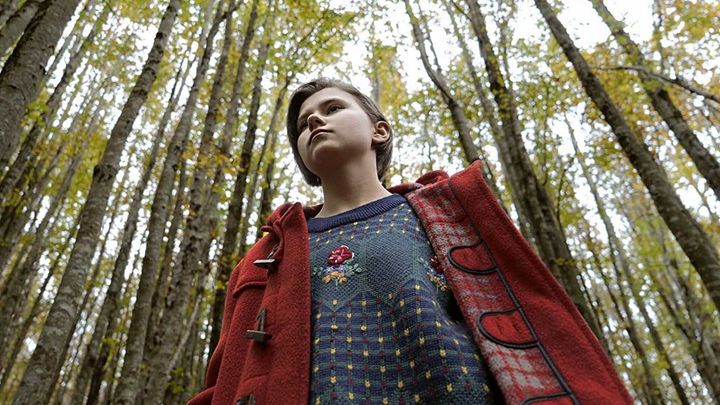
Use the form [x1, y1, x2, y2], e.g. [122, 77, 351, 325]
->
[534, 0, 720, 312]
[404, 0, 508, 210]
[568, 121, 665, 403]
[69, 59, 187, 405]
[139, 1, 239, 401]
[0, 0, 42, 57]
[0, 0, 83, 168]
[142, 5, 275, 403]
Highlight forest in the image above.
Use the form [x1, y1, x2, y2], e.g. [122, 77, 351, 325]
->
[0, 0, 718, 403]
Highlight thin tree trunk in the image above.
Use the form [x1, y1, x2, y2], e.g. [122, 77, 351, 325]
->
[590, 0, 720, 199]
[534, 0, 720, 312]
[443, 0, 528, 236]
[584, 232, 652, 404]
[404, 0, 507, 210]
[111, 2, 223, 402]
[568, 121, 665, 403]
[0, 0, 83, 168]
[0, 134, 92, 372]
[140, 0, 238, 399]
[69, 59, 187, 405]
[141, 5, 275, 404]
[207, 0, 261, 356]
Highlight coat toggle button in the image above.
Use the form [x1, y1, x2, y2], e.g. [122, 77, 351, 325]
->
[245, 308, 272, 343]
[253, 242, 279, 271]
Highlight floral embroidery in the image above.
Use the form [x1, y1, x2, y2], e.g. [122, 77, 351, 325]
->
[328, 245, 353, 265]
[312, 245, 364, 285]
[419, 255, 448, 291]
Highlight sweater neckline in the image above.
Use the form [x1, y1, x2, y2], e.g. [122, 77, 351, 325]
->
[307, 193, 405, 233]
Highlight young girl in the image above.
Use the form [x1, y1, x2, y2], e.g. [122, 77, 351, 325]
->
[188, 78, 631, 405]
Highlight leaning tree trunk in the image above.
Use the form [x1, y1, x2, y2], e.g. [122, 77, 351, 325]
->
[569, 123, 666, 404]
[534, 0, 720, 312]
[68, 59, 187, 405]
[460, 0, 603, 339]
[142, 7, 275, 404]
[111, 2, 224, 403]
[590, 0, 720, 199]
[239, 77, 291, 257]
[139, 1, 239, 401]
[207, 0, 261, 356]
[0, 131, 94, 375]
[10, 1, 180, 403]
[443, 0, 529, 237]
[0, 0, 42, 57]
[0, 0, 83, 168]
[404, 0, 506, 210]
[0, 0, 108, 205]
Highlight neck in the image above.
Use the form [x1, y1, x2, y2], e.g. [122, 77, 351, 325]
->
[315, 161, 391, 218]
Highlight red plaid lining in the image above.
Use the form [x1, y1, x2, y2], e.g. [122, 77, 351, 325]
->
[406, 181, 571, 405]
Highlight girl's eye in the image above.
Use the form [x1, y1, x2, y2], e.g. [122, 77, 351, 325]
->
[300, 105, 342, 130]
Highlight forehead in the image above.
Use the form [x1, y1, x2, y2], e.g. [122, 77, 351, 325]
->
[299, 87, 357, 116]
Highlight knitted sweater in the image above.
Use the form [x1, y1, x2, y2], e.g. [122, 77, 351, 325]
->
[306, 193, 497, 404]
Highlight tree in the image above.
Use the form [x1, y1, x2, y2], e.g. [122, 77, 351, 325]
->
[0, 0, 83, 168]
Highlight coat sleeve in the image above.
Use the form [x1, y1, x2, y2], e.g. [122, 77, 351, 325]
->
[187, 258, 244, 405]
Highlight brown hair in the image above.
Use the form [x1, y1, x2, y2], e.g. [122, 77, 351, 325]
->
[286, 77, 393, 187]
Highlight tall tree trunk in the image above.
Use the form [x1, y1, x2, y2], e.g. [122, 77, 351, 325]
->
[590, 0, 720, 199]
[111, 2, 223, 403]
[459, 0, 603, 338]
[568, 121, 665, 403]
[0, 0, 83, 168]
[404, 0, 507, 210]
[143, 156, 188, 356]
[140, 1, 238, 400]
[584, 231, 653, 404]
[208, 0, 261, 356]
[0, 0, 108, 205]
[0, 132, 92, 373]
[443, 0, 529, 237]
[10, 1, 180, 403]
[142, 5, 275, 404]
[69, 59, 187, 405]
[534, 0, 720, 312]
[0, 0, 42, 57]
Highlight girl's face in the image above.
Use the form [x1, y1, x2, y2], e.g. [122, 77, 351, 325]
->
[296, 87, 387, 180]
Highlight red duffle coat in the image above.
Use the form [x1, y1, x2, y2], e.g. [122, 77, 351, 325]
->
[188, 161, 632, 405]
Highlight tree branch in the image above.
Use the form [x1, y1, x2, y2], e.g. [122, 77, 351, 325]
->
[594, 64, 720, 104]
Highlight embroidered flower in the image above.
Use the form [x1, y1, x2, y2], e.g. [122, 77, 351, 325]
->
[430, 255, 443, 274]
[328, 245, 353, 265]
[312, 245, 363, 285]
[419, 255, 448, 292]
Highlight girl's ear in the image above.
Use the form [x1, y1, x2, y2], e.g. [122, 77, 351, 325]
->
[371, 121, 391, 146]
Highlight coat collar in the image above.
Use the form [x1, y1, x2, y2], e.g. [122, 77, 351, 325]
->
[260, 168, 450, 231]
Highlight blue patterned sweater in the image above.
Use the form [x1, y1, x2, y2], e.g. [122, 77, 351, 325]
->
[306, 193, 497, 404]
